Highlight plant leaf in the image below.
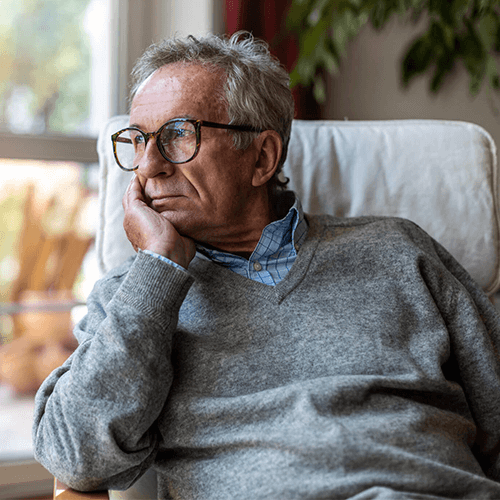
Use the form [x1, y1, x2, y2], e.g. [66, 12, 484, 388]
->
[289, 67, 304, 88]
[450, 0, 470, 24]
[286, 0, 317, 29]
[457, 24, 486, 78]
[402, 36, 435, 86]
[313, 74, 327, 102]
[478, 12, 498, 51]
[430, 54, 455, 92]
[485, 54, 500, 89]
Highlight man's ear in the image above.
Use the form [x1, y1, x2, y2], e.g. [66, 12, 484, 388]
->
[251, 130, 283, 187]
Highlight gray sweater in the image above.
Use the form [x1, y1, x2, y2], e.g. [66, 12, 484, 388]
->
[33, 215, 500, 499]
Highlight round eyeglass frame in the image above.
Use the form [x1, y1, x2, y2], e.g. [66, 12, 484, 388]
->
[111, 118, 264, 172]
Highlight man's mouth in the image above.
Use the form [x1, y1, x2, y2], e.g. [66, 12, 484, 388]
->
[149, 195, 184, 210]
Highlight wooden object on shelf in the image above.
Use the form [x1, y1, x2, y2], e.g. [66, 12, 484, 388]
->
[0, 306, 77, 394]
[10, 185, 94, 305]
[0, 336, 39, 393]
[53, 235, 93, 291]
[28, 236, 59, 291]
[10, 185, 45, 305]
[0, 184, 94, 394]
[15, 290, 74, 344]
[0, 291, 78, 393]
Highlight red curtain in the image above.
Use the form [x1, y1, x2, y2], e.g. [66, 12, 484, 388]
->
[224, 0, 320, 120]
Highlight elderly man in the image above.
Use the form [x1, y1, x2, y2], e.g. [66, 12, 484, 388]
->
[34, 32, 500, 499]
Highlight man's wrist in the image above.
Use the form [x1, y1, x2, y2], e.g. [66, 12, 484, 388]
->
[142, 249, 189, 272]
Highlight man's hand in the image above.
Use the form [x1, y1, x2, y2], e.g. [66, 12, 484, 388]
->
[122, 175, 196, 269]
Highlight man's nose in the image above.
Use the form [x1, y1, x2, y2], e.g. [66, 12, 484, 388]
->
[137, 140, 175, 179]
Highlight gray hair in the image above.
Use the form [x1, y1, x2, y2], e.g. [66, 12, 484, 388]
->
[129, 31, 295, 195]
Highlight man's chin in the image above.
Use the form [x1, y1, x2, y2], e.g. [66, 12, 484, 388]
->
[158, 210, 207, 241]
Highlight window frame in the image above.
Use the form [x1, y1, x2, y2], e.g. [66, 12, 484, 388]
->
[0, 0, 137, 165]
[0, 132, 99, 163]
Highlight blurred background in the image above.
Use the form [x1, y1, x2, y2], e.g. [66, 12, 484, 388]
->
[0, 0, 498, 498]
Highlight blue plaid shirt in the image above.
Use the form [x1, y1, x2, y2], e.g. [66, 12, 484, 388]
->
[144, 194, 308, 286]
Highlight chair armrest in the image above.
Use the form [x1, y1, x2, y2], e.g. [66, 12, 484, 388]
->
[54, 478, 109, 499]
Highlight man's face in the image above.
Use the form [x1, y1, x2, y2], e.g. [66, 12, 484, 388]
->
[129, 62, 263, 246]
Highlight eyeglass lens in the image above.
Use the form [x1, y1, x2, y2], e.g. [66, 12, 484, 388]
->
[114, 120, 198, 170]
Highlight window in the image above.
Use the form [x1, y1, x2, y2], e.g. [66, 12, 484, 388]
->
[0, 0, 113, 137]
[0, 1, 117, 493]
[0, 0, 114, 327]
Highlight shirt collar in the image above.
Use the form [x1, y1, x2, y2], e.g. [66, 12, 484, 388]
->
[196, 191, 307, 264]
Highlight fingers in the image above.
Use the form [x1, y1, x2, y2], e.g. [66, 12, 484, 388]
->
[121, 174, 196, 268]
[123, 174, 141, 206]
[123, 176, 147, 252]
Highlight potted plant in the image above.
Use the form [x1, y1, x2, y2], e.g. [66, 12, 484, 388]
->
[286, 0, 500, 102]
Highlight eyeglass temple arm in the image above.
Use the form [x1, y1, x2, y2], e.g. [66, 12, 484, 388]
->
[114, 136, 132, 144]
[200, 121, 263, 133]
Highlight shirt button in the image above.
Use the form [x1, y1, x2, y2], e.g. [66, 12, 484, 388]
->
[253, 261, 263, 272]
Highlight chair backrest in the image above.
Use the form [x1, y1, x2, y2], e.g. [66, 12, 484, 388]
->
[97, 116, 500, 295]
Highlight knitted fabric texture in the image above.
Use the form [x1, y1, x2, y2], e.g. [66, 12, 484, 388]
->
[33, 215, 500, 499]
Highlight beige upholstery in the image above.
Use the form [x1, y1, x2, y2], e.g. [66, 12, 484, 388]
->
[98, 116, 500, 295]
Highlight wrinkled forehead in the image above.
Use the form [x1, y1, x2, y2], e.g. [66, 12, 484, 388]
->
[131, 62, 228, 123]
[135, 62, 226, 100]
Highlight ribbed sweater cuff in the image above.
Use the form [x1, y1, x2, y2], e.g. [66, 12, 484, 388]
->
[115, 251, 194, 328]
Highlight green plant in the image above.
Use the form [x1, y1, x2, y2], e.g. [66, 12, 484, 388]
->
[286, 0, 500, 102]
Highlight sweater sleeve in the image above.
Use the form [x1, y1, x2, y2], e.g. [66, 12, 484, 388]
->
[32, 251, 194, 492]
[420, 233, 500, 481]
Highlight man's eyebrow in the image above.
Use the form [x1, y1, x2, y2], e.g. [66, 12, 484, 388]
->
[128, 115, 198, 130]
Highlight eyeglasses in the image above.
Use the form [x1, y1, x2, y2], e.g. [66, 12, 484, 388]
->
[111, 118, 263, 172]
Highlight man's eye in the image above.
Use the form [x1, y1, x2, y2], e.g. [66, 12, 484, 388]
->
[162, 128, 191, 141]
[132, 134, 145, 145]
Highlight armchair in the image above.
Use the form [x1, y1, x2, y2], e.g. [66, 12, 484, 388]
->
[53, 117, 500, 499]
